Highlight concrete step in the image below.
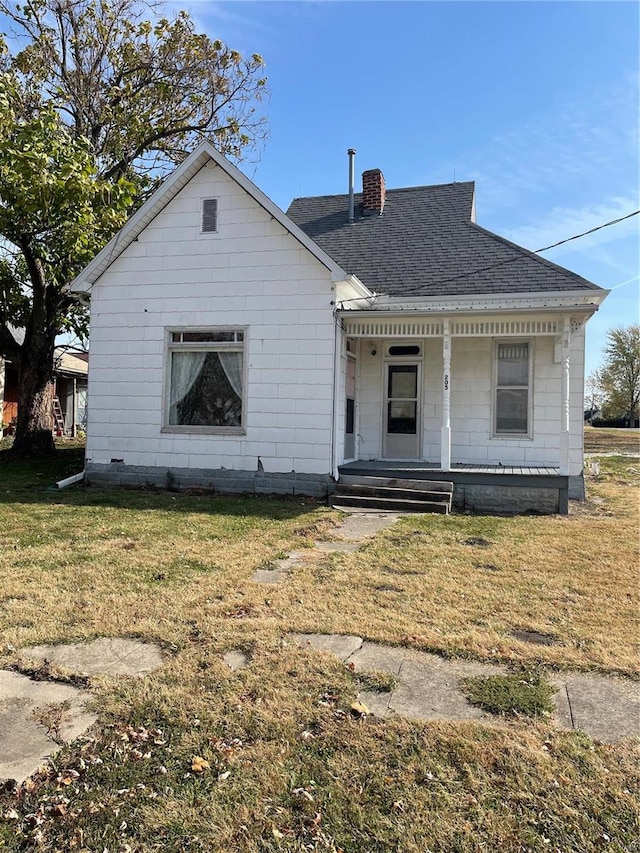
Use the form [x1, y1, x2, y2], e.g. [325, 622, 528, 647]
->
[333, 494, 450, 514]
[335, 484, 451, 503]
[339, 474, 454, 494]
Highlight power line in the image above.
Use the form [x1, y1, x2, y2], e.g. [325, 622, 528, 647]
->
[534, 209, 640, 253]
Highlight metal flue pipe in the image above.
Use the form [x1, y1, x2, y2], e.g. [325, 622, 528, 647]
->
[347, 148, 356, 224]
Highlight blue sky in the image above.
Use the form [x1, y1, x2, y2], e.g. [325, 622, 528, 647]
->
[174, 0, 639, 376]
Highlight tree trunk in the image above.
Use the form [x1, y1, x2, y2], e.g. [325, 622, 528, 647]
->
[11, 330, 57, 458]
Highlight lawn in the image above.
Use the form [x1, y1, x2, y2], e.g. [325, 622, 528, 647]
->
[0, 436, 638, 852]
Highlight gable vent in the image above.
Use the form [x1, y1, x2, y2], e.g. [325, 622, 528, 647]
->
[202, 198, 218, 233]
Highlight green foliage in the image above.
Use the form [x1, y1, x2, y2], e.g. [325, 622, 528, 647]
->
[0, 0, 268, 454]
[0, 74, 134, 322]
[590, 325, 640, 425]
[462, 668, 556, 717]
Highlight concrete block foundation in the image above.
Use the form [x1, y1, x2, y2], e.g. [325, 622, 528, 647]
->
[85, 462, 335, 499]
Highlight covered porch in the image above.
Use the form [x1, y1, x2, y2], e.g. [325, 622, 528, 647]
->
[334, 298, 592, 514]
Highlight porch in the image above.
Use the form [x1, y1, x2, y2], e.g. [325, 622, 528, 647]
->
[338, 460, 569, 514]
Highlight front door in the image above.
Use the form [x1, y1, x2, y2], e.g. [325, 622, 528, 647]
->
[383, 362, 420, 459]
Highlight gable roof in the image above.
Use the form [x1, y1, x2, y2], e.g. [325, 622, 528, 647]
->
[287, 183, 604, 298]
[69, 140, 356, 293]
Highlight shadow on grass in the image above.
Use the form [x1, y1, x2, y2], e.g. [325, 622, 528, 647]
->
[0, 445, 323, 521]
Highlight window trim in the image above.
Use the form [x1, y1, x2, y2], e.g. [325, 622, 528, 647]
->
[491, 338, 533, 439]
[162, 326, 247, 435]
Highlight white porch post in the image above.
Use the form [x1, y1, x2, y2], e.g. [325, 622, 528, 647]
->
[441, 320, 451, 471]
[559, 317, 571, 475]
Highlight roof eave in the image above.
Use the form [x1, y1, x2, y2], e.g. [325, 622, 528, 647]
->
[339, 288, 609, 318]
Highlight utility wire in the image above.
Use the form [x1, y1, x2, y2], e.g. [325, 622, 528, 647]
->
[337, 208, 640, 305]
[534, 209, 639, 253]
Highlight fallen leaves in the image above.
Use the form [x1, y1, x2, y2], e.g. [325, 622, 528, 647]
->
[190, 755, 210, 773]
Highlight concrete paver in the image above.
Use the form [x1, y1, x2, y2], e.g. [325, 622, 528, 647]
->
[252, 568, 288, 584]
[314, 541, 361, 553]
[289, 633, 363, 661]
[21, 637, 164, 677]
[0, 671, 96, 784]
[223, 650, 249, 671]
[348, 641, 407, 676]
[357, 689, 392, 718]
[288, 632, 640, 742]
[389, 656, 504, 722]
[252, 550, 314, 583]
[553, 673, 640, 743]
[326, 513, 402, 541]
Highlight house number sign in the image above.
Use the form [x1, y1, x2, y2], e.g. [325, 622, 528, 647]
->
[444, 373, 449, 391]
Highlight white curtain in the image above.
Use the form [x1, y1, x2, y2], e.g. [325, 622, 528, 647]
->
[169, 352, 206, 423]
[218, 351, 243, 398]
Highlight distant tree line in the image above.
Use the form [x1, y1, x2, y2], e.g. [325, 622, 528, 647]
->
[586, 325, 640, 428]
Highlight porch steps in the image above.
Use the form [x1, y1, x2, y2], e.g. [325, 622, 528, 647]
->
[334, 475, 454, 514]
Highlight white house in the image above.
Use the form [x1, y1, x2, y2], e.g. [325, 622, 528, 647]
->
[69, 141, 608, 513]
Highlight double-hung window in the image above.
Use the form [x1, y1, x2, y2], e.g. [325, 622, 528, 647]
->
[494, 341, 531, 436]
[166, 329, 245, 432]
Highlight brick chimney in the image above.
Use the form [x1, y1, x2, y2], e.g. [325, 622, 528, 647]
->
[362, 169, 385, 215]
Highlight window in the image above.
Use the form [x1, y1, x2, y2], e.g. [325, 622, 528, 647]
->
[494, 341, 531, 436]
[388, 344, 421, 357]
[387, 364, 418, 434]
[166, 329, 245, 431]
[201, 199, 218, 233]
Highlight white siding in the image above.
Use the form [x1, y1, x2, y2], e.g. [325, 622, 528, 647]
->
[86, 161, 336, 476]
[355, 331, 586, 475]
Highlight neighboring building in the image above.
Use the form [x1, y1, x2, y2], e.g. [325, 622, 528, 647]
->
[0, 347, 88, 437]
[69, 142, 608, 513]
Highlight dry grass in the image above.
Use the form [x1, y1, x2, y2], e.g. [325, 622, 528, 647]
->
[287, 463, 639, 676]
[584, 425, 640, 454]
[0, 437, 638, 851]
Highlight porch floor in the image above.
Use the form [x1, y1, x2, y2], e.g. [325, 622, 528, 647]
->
[340, 461, 560, 477]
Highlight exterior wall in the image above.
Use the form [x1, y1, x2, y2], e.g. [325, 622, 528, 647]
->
[85, 160, 337, 480]
[354, 329, 586, 473]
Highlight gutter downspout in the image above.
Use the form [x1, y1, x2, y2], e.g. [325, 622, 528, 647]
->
[56, 470, 85, 489]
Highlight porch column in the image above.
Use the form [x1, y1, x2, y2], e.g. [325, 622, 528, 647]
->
[440, 320, 451, 471]
[559, 317, 571, 476]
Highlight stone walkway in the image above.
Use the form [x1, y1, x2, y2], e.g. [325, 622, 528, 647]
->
[255, 509, 639, 743]
[0, 639, 163, 784]
[288, 632, 640, 743]
[251, 511, 401, 583]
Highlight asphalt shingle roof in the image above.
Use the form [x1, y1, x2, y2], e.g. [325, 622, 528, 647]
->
[286, 182, 602, 298]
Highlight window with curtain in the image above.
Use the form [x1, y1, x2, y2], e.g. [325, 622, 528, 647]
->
[494, 341, 531, 435]
[167, 329, 245, 430]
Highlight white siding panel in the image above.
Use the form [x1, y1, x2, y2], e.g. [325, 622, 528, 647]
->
[355, 332, 586, 469]
[87, 161, 336, 475]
